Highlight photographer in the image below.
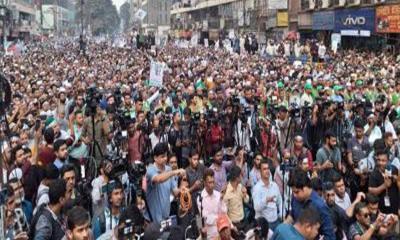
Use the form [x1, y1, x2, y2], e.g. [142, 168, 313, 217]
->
[368, 150, 399, 215]
[276, 106, 291, 151]
[127, 116, 146, 163]
[257, 117, 277, 161]
[328, 100, 351, 151]
[149, 113, 168, 149]
[92, 179, 125, 239]
[234, 108, 252, 152]
[315, 131, 342, 182]
[65, 206, 93, 240]
[81, 106, 111, 162]
[180, 108, 193, 167]
[113, 205, 145, 240]
[221, 101, 235, 149]
[168, 112, 184, 168]
[67, 110, 88, 161]
[91, 161, 112, 216]
[206, 109, 224, 158]
[303, 104, 327, 156]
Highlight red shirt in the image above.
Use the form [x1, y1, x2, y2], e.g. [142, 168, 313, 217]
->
[38, 146, 56, 166]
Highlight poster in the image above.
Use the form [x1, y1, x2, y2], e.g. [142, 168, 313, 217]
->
[149, 61, 164, 87]
[191, 33, 198, 46]
[204, 38, 209, 47]
[135, 9, 147, 21]
[331, 33, 341, 54]
[376, 4, 400, 33]
[277, 11, 289, 27]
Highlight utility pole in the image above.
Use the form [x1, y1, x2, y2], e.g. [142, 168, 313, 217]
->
[0, 0, 8, 49]
[40, 0, 43, 33]
[80, 0, 84, 35]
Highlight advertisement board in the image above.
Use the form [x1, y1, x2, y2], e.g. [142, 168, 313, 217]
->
[313, 11, 334, 30]
[376, 4, 400, 33]
[334, 8, 375, 34]
[277, 12, 289, 27]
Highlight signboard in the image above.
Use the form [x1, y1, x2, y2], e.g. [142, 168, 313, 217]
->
[135, 9, 147, 21]
[313, 11, 334, 30]
[298, 13, 312, 29]
[331, 33, 341, 53]
[277, 11, 288, 27]
[268, 0, 288, 9]
[376, 4, 400, 33]
[149, 61, 164, 87]
[334, 8, 375, 33]
[191, 33, 198, 46]
[202, 20, 208, 31]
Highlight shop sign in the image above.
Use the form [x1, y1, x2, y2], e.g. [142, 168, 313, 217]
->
[312, 11, 334, 30]
[334, 8, 375, 33]
[376, 4, 400, 33]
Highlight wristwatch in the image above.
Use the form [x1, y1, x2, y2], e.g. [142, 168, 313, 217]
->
[369, 224, 376, 231]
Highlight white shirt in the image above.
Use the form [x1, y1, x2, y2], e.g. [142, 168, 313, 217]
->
[197, 189, 227, 240]
[335, 192, 351, 211]
[252, 180, 283, 223]
[318, 44, 326, 58]
[300, 93, 313, 107]
[245, 228, 274, 240]
[364, 125, 382, 145]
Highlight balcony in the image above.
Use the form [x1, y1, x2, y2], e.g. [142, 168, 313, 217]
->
[14, 19, 31, 32]
[10, 0, 35, 15]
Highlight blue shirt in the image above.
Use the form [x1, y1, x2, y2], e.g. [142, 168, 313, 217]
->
[291, 190, 335, 240]
[252, 180, 282, 223]
[271, 223, 304, 240]
[144, 164, 177, 224]
[53, 158, 65, 170]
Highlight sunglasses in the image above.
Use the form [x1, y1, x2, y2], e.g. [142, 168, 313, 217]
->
[363, 213, 370, 218]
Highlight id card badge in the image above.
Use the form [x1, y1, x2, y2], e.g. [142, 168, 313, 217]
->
[384, 195, 390, 207]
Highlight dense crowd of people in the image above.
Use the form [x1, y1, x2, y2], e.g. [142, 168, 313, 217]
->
[0, 35, 400, 240]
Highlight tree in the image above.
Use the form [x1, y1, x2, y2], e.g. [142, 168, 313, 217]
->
[119, 2, 131, 32]
[75, 0, 120, 36]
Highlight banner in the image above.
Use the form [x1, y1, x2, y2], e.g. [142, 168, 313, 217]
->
[149, 61, 164, 87]
[277, 11, 288, 27]
[376, 4, 400, 33]
[313, 11, 335, 30]
[191, 33, 198, 46]
[268, 0, 287, 9]
[334, 8, 375, 33]
[135, 9, 147, 21]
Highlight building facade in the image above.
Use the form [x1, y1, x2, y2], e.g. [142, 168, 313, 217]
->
[141, 0, 172, 35]
[298, 0, 400, 49]
[40, 0, 75, 36]
[1, 0, 38, 41]
[170, 0, 290, 44]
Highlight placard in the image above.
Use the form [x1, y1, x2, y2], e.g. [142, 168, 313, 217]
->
[149, 61, 164, 87]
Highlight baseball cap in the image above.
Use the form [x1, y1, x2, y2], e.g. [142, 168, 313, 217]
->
[217, 214, 231, 232]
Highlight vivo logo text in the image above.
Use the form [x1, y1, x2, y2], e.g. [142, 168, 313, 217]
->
[343, 15, 366, 26]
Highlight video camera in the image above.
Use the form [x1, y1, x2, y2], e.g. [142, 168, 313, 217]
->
[289, 103, 301, 118]
[85, 85, 103, 116]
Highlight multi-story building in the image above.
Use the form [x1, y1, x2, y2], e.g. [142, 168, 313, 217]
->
[141, 0, 172, 35]
[40, 0, 75, 36]
[170, 0, 290, 44]
[0, 0, 38, 41]
[297, 0, 400, 49]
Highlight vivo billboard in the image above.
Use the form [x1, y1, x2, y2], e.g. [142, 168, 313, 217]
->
[334, 8, 375, 33]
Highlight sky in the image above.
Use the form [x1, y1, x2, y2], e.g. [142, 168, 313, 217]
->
[112, 0, 127, 10]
